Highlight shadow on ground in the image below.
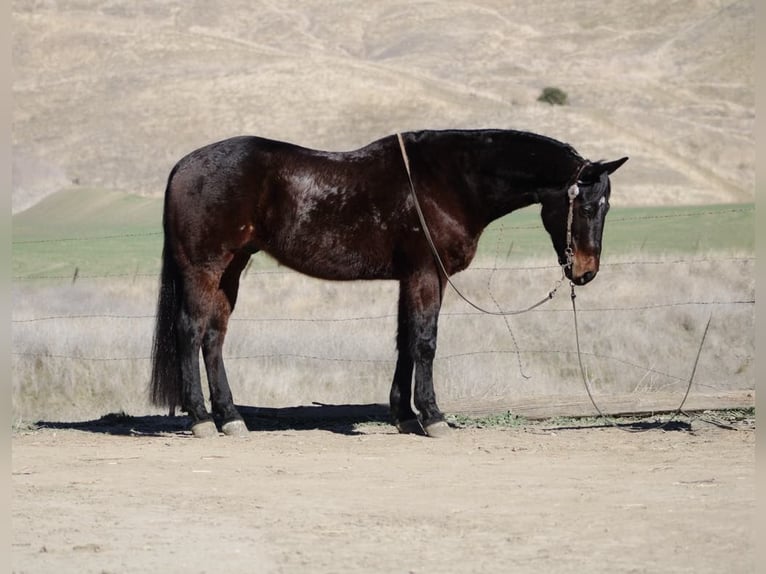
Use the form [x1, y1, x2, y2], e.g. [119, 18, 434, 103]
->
[34, 403, 392, 437]
[541, 419, 694, 432]
[31, 407, 739, 438]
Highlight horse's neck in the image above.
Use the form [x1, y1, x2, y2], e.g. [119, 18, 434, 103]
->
[463, 151, 547, 224]
[483, 182, 542, 223]
[414, 130, 574, 225]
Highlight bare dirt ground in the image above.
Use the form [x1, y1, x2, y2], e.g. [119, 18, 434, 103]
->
[11, 416, 755, 574]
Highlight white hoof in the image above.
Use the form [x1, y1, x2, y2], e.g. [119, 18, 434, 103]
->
[191, 420, 218, 438]
[222, 419, 248, 437]
[424, 420, 451, 438]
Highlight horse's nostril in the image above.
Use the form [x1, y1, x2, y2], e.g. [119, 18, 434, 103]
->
[578, 271, 596, 285]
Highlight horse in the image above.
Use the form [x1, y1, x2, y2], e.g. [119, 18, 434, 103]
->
[150, 129, 628, 438]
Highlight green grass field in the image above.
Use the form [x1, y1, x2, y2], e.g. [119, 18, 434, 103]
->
[12, 188, 163, 280]
[12, 187, 754, 280]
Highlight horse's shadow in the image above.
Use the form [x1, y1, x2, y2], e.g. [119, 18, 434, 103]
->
[34, 403, 392, 437]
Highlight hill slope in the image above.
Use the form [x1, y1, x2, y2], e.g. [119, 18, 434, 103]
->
[12, 0, 754, 213]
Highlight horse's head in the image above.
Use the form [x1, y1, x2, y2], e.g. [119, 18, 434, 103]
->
[541, 157, 628, 285]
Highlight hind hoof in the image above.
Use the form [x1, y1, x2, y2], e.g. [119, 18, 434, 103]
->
[191, 420, 218, 438]
[396, 419, 426, 435]
[222, 419, 248, 437]
[424, 420, 451, 438]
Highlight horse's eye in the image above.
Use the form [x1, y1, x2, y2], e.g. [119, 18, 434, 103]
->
[580, 204, 595, 217]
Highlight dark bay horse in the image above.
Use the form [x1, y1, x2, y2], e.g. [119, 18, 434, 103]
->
[150, 129, 627, 438]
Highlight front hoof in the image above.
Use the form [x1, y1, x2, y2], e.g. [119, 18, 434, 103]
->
[221, 419, 248, 437]
[424, 420, 451, 438]
[191, 420, 218, 438]
[396, 419, 426, 435]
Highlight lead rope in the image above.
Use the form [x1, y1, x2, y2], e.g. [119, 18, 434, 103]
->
[570, 284, 712, 432]
[397, 132, 572, 316]
[398, 132, 714, 432]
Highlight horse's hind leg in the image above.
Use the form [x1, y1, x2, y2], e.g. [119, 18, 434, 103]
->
[177, 278, 219, 438]
[201, 253, 250, 437]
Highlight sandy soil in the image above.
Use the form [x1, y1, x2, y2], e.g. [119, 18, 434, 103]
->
[11, 417, 755, 574]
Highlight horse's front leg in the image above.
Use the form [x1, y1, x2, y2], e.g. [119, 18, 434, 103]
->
[390, 287, 419, 434]
[390, 272, 450, 438]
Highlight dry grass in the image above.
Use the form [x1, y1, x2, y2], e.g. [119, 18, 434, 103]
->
[11, 252, 754, 423]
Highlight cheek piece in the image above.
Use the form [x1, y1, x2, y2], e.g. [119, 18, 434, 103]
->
[564, 183, 579, 271]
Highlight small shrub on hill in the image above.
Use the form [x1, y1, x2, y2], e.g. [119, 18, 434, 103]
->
[538, 86, 568, 105]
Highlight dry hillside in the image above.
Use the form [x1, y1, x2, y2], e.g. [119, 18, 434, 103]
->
[12, 0, 754, 213]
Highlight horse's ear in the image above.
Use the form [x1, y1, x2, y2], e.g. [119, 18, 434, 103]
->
[580, 156, 628, 182]
[602, 156, 629, 175]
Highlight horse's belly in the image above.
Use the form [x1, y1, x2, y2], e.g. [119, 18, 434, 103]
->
[268, 230, 395, 281]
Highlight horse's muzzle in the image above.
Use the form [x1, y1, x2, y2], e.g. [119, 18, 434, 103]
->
[567, 252, 599, 285]
[573, 270, 597, 285]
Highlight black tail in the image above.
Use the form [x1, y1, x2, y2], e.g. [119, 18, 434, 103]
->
[150, 170, 183, 411]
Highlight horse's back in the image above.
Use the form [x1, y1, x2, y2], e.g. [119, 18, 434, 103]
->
[168, 135, 393, 201]
[163, 135, 412, 280]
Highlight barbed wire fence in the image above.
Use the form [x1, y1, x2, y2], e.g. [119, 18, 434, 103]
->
[11, 208, 755, 422]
